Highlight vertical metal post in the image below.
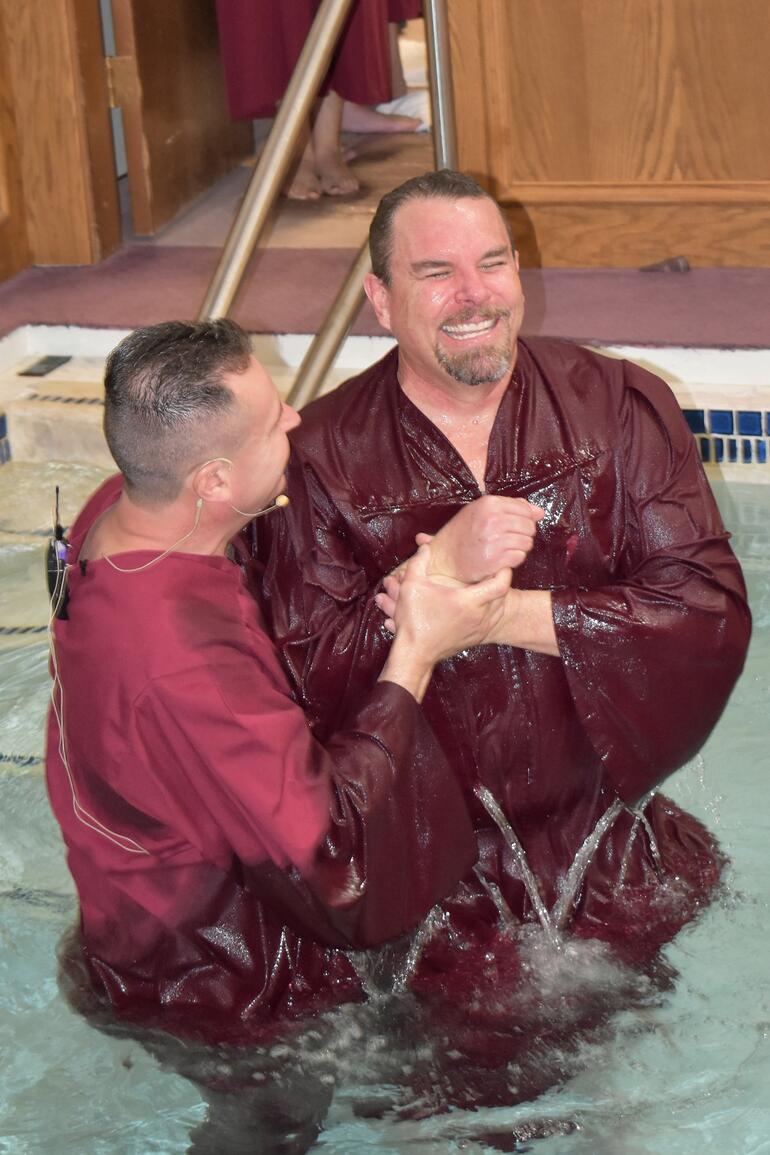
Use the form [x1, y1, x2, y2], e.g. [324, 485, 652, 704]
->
[287, 241, 372, 409]
[258, 4, 462, 411]
[423, 0, 458, 170]
[198, 0, 356, 320]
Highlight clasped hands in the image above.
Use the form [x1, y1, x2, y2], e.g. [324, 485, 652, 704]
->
[374, 495, 547, 655]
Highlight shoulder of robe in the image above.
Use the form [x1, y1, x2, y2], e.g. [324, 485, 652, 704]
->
[519, 336, 628, 417]
[289, 348, 399, 450]
[524, 338, 693, 464]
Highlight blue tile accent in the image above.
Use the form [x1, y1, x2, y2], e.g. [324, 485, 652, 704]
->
[713, 437, 724, 462]
[0, 413, 6, 439]
[742, 439, 753, 463]
[683, 409, 707, 434]
[699, 437, 711, 463]
[0, 439, 10, 465]
[728, 438, 738, 462]
[766, 412, 770, 437]
[756, 440, 767, 464]
[710, 409, 734, 435]
[737, 410, 762, 436]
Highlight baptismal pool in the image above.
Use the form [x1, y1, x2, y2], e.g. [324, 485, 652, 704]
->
[0, 474, 768, 1155]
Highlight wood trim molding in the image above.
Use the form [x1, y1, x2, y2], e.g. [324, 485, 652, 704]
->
[495, 182, 770, 207]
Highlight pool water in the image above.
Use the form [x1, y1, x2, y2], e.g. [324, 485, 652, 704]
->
[0, 477, 768, 1154]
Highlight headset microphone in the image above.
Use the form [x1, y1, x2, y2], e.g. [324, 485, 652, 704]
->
[230, 494, 290, 519]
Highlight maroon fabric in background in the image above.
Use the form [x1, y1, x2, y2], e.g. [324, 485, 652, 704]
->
[257, 338, 750, 963]
[45, 476, 475, 1040]
[215, 0, 398, 119]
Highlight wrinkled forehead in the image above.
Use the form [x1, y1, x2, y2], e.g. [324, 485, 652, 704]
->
[389, 196, 513, 265]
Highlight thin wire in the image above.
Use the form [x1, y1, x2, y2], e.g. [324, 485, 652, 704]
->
[102, 500, 203, 575]
[47, 519, 149, 856]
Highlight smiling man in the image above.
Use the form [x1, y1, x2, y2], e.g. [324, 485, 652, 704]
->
[256, 170, 751, 975]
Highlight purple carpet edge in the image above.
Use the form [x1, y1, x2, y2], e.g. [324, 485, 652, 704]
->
[1, 245, 768, 348]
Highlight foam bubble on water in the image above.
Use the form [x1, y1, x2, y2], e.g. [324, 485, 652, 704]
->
[517, 929, 653, 1009]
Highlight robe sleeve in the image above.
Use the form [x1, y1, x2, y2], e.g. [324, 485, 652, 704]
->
[550, 360, 751, 802]
[134, 662, 476, 950]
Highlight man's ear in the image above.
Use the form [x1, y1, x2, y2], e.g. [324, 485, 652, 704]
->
[191, 457, 232, 506]
[363, 272, 392, 332]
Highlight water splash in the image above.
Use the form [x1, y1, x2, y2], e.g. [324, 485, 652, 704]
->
[349, 907, 452, 998]
[616, 789, 661, 889]
[476, 784, 666, 938]
[474, 784, 561, 947]
[552, 797, 625, 929]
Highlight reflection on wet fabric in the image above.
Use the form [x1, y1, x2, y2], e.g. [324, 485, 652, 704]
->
[258, 337, 750, 961]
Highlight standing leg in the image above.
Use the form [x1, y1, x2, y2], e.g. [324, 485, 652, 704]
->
[313, 91, 360, 195]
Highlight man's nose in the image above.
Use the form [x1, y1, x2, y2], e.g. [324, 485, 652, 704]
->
[454, 268, 491, 305]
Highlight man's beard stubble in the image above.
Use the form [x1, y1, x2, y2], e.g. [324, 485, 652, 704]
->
[433, 309, 514, 386]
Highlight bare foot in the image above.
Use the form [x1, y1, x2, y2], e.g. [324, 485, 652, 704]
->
[283, 155, 322, 201]
[341, 102, 421, 134]
[316, 154, 359, 196]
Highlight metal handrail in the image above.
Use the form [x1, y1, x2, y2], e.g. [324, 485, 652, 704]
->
[200, 0, 458, 410]
[286, 241, 372, 408]
[424, 0, 458, 170]
[199, 0, 356, 320]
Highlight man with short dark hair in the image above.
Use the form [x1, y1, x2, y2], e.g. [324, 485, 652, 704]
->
[45, 318, 516, 1041]
[257, 171, 751, 972]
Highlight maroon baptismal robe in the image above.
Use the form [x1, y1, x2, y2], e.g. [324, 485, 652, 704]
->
[257, 339, 751, 963]
[216, 0, 421, 121]
[45, 477, 475, 1040]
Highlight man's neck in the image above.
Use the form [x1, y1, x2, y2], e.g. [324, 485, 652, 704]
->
[397, 353, 518, 489]
[81, 489, 237, 561]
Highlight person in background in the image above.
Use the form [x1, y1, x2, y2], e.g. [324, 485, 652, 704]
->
[216, 0, 424, 199]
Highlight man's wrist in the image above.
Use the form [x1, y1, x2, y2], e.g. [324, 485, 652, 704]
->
[379, 642, 433, 703]
[486, 588, 560, 656]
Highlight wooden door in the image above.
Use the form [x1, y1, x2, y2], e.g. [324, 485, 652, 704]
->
[0, 8, 30, 280]
[111, 0, 252, 236]
[0, 0, 120, 273]
[447, 0, 770, 267]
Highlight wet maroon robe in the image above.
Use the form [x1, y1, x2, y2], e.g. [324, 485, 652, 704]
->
[256, 338, 751, 965]
[45, 476, 475, 1041]
[215, 0, 420, 120]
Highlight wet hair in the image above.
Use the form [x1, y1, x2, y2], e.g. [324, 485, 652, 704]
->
[103, 319, 253, 503]
[368, 169, 514, 284]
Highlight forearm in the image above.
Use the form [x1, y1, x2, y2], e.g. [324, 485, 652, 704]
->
[378, 639, 433, 703]
[486, 588, 560, 657]
[249, 682, 477, 950]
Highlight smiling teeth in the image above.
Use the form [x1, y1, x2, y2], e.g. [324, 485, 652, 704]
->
[442, 319, 497, 339]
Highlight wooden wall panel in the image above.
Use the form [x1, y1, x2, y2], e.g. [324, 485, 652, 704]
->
[447, 0, 770, 266]
[72, 0, 122, 259]
[112, 0, 252, 236]
[1, 0, 97, 264]
[0, 6, 30, 279]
